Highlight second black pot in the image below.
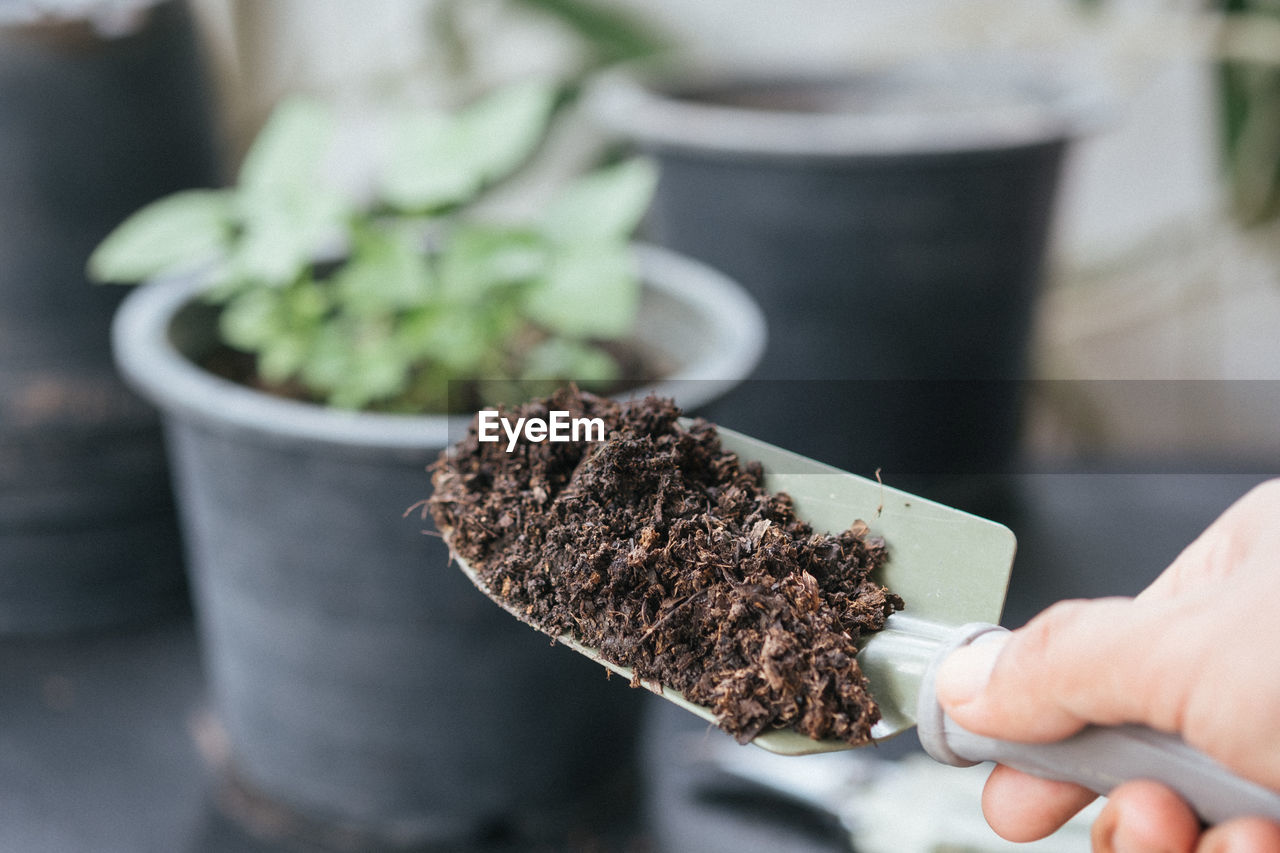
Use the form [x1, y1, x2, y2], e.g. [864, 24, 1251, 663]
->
[589, 55, 1102, 512]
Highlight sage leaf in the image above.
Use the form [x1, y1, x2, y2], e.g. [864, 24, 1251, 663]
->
[524, 241, 638, 337]
[331, 337, 410, 409]
[258, 333, 311, 384]
[87, 189, 232, 283]
[231, 183, 350, 283]
[438, 225, 548, 300]
[379, 110, 479, 211]
[334, 230, 434, 316]
[457, 80, 559, 184]
[539, 158, 656, 244]
[219, 288, 285, 350]
[521, 338, 620, 384]
[238, 97, 336, 196]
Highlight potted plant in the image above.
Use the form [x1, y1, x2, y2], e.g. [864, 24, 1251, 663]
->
[586, 52, 1104, 515]
[94, 82, 764, 846]
[0, 0, 220, 633]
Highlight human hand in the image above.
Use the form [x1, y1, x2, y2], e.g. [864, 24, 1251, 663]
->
[935, 479, 1280, 851]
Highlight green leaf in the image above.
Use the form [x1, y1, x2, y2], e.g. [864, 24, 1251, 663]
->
[539, 158, 657, 244]
[429, 316, 498, 373]
[238, 97, 336, 196]
[521, 338, 619, 384]
[258, 333, 311, 384]
[87, 189, 232, 283]
[456, 80, 559, 184]
[523, 242, 638, 338]
[228, 216, 314, 285]
[326, 336, 410, 409]
[379, 109, 480, 212]
[284, 280, 331, 323]
[399, 308, 500, 373]
[299, 319, 355, 393]
[230, 182, 351, 284]
[379, 82, 557, 212]
[333, 230, 434, 316]
[218, 288, 286, 350]
[391, 307, 442, 363]
[231, 98, 351, 284]
[438, 225, 548, 300]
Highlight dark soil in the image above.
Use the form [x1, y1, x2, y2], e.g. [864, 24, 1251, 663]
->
[429, 388, 903, 746]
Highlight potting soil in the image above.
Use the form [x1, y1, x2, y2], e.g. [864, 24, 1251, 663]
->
[429, 388, 903, 745]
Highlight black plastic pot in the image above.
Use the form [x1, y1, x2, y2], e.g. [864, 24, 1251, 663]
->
[111, 245, 765, 845]
[0, 0, 221, 633]
[589, 55, 1102, 513]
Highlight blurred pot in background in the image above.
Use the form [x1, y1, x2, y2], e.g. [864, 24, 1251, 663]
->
[94, 71, 764, 843]
[588, 53, 1103, 516]
[110, 244, 764, 845]
[0, 0, 221, 633]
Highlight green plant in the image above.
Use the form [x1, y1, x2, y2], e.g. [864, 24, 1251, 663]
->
[1219, 0, 1280, 226]
[431, 0, 668, 87]
[89, 81, 658, 412]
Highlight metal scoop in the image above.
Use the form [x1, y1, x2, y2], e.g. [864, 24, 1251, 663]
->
[445, 425, 1280, 824]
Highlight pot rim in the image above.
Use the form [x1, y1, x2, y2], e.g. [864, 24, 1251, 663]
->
[586, 50, 1113, 160]
[110, 243, 766, 452]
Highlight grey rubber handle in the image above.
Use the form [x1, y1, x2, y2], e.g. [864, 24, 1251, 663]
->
[917, 623, 1280, 825]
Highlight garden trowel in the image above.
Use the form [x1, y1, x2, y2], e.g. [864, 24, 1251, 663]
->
[445, 424, 1280, 824]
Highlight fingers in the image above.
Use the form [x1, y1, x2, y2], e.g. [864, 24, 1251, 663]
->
[1091, 779, 1201, 853]
[940, 480, 1280, 851]
[936, 596, 1194, 743]
[980, 764, 1097, 842]
[936, 480, 1280, 746]
[980, 772, 1280, 852]
[1196, 816, 1280, 852]
[1092, 780, 1280, 852]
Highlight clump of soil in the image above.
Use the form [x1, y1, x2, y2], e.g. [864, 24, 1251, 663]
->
[429, 388, 903, 745]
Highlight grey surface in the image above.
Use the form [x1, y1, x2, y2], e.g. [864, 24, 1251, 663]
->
[0, 621, 208, 852]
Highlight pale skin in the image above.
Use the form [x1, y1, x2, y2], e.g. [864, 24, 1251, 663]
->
[935, 479, 1280, 852]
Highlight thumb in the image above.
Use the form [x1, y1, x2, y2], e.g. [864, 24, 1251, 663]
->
[934, 596, 1191, 743]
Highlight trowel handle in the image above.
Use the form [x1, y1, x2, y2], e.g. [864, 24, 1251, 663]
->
[917, 623, 1280, 824]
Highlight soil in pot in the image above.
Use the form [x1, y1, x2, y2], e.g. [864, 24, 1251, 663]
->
[430, 388, 904, 746]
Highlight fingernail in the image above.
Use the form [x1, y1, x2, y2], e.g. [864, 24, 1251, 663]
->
[935, 634, 1006, 707]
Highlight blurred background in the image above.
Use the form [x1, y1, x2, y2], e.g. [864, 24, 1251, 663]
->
[2, 0, 1279, 851]
[185, 0, 1280, 458]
